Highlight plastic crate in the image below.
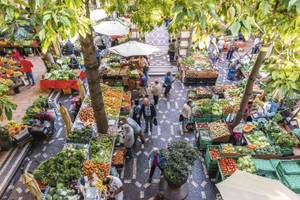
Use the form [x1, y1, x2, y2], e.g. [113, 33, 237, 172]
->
[205, 145, 220, 171]
[253, 159, 275, 172]
[255, 170, 280, 180]
[198, 128, 212, 150]
[276, 160, 300, 175]
[281, 175, 300, 194]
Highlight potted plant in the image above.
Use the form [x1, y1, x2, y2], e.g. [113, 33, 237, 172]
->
[0, 126, 12, 150]
[161, 141, 198, 188]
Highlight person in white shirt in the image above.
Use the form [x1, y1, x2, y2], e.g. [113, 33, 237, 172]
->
[122, 124, 135, 158]
[217, 36, 225, 53]
[151, 81, 161, 105]
[103, 176, 124, 200]
[181, 99, 193, 132]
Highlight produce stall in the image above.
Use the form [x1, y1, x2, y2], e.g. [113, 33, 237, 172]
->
[39, 69, 83, 92]
[179, 53, 219, 86]
[99, 54, 141, 89]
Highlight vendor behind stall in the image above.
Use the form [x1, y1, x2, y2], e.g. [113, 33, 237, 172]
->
[69, 54, 79, 69]
[33, 110, 56, 133]
[103, 176, 124, 200]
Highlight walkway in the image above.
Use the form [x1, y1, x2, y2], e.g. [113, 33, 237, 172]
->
[123, 79, 218, 200]
[145, 25, 177, 76]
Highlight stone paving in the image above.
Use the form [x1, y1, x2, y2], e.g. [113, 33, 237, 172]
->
[122, 79, 219, 200]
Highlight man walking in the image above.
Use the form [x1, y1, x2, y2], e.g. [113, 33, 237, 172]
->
[151, 81, 161, 106]
[140, 98, 156, 134]
[20, 57, 35, 85]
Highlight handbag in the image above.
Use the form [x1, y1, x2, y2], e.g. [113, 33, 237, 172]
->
[153, 118, 158, 126]
[179, 114, 184, 122]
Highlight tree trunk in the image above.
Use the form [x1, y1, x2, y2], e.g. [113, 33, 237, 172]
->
[79, 0, 108, 134]
[231, 46, 268, 128]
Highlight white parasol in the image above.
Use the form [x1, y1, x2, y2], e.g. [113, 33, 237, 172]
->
[108, 41, 160, 57]
[93, 20, 129, 36]
[216, 170, 300, 200]
[90, 9, 107, 22]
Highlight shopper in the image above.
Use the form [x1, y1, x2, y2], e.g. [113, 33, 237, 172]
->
[69, 54, 79, 69]
[148, 147, 164, 183]
[122, 124, 135, 158]
[181, 99, 193, 133]
[139, 73, 148, 96]
[64, 39, 74, 55]
[120, 117, 146, 149]
[131, 99, 141, 125]
[168, 39, 176, 63]
[140, 98, 156, 134]
[151, 81, 161, 106]
[252, 35, 262, 54]
[103, 176, 124, 200]
[244, 101, 253, 122]
[141, 56, 150, 77]
[163, 72, 174, 97]
[20, 57, 35, 85]
[226, 43, 235, 60]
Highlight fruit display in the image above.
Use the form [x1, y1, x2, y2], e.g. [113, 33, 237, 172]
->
[44, 69, 77, 80]
[219, 158, 237, 177]
[196, 87, 211, 98]
[95, 180, 107, 193]
[90, 137, 113, 164]
[221, 144, 236, 154]
[44, 183, 76, 200]
[245, 131, 270, 148]
[120, 92, 131, 115]
[5, 121, 26, 136]
[33, 147, 85, 187]
[267, 131, 299, 148]
[67, 127, 93, 144]
[82, 160, 110, 180]
[243, 123, 255, 133]
[209, 148, 219, 160]
[101, 84, 123, 119]
[112, 149, 125, 165]
[78, 106, 94, 126]
[23, 96, 48, 125]
[195, 122, 209, 129]
[208, 122, 230, 140]
[237, 156, 256, 173]
[224, 87, 244, 99]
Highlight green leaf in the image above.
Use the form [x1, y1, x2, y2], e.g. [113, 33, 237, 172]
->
[229, 21, 241, 36]
[228, 6, 235, 19]
[38, 28, 45, 40]
[242, 18, 251, 31]
[4, 107, 12, 120]
[260, 0, 269, 15]
[288, 0, 300, 9]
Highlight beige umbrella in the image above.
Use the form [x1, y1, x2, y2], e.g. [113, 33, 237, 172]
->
[108, 41, 160, 57]
[216, 170, 300, 200]
[90, 9, 107, 22]
[21, 172, 43, 200]
[93, 20, 129, 36]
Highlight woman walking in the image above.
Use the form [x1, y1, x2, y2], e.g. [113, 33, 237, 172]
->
[140, 98, 156, 134]
[181, 99, 193, 133]
[163, 72, 174, 97]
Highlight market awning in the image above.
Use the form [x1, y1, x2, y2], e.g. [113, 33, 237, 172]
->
[93, 20, 129, 36]
[108, 41, 160, 57]
[216, 170, 300, 200]
[90, 9, 107, 22]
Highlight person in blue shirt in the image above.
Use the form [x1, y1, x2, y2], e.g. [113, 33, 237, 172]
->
[163, 72, 174, 97]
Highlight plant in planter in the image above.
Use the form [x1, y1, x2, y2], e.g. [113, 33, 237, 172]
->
[0, 126, 12, 150]
[160, 141, 198, 188]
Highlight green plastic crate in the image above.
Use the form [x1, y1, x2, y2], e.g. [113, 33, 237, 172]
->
[281, 175, 300, 194]
[277, 160, 300, 175]
[198, 128, 212, 150]
[205, 145, 220, 172]
[255, 170, 279, 180]
[253, 159, 275, 172]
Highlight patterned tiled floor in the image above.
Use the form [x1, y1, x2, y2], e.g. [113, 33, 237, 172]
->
[122, 79, 218, 200]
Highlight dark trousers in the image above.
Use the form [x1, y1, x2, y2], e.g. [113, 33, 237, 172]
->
[144, 116, 153, 133]
[164, 86, 171, 97]
[149, 164, 163, 179]
[26, 72, 35, 85]
[226, 50, 234, 60]
[153, 95, 159, 105]
[169, 51, 175, 62]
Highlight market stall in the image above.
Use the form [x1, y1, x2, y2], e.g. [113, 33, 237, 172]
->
[179, 53, 219, 86]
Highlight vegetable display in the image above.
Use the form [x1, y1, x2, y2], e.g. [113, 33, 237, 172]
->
[90, 137, 113, 163]
[208, 122, 230, 140]
[44, 69, 77, 80]
[45, 183, 76, 200]
[245, 131, 270, 148]
[33, 147, 85, 187]
[67, 127, 93, 144]
[219, 158, 237, 177]
[23, 96, 48, 125]
[78, 106, 94, 126]
[209, 148, 219, 160]
[237, 156, 256, 173]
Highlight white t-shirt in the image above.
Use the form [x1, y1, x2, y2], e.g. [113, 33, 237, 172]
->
[111, 177, 123, 200]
